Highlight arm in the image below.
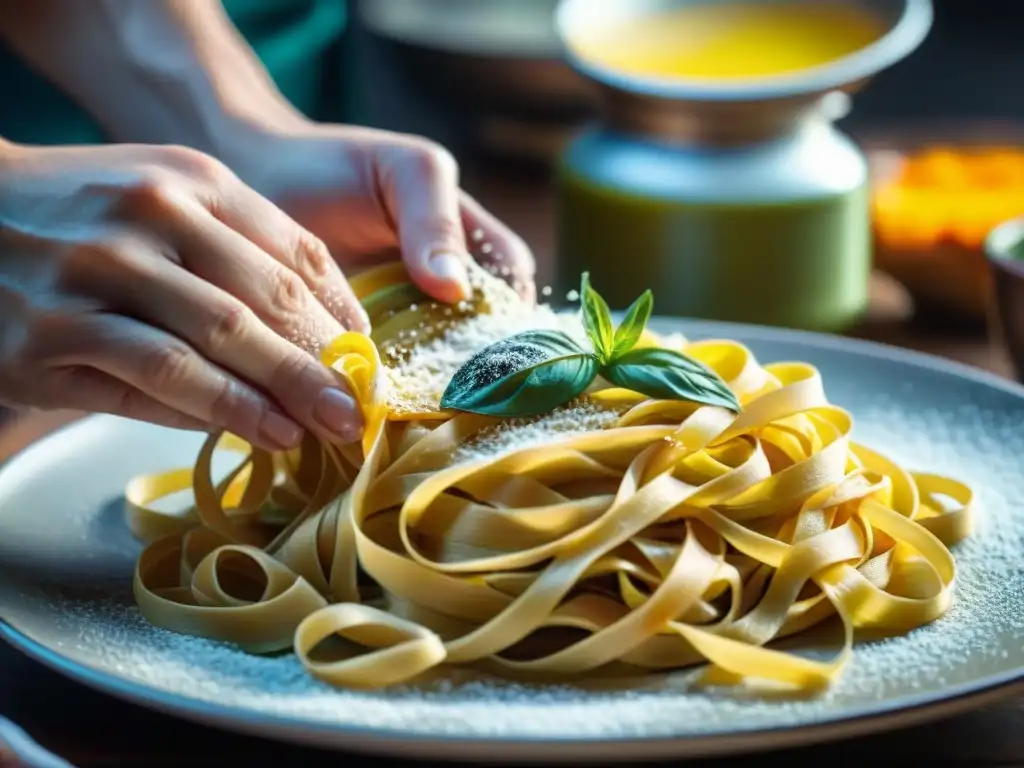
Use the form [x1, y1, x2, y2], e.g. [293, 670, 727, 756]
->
[0, 0, 535, 305]
[0, 0, 305, 152]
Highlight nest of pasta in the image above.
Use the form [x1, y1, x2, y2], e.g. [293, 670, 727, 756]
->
[126, 262, 974, 692]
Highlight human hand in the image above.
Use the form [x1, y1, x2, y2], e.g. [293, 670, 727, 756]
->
[0, 142, 374, 451]
[222, 121, 537, 305]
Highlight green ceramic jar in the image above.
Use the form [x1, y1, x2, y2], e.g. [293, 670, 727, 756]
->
[557, 110, 870, 331]
[553, 0, 933, 332]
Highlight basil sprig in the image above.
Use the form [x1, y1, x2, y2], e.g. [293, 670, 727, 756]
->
[440, 274, 740, 417]
[440, 330, 600, 417]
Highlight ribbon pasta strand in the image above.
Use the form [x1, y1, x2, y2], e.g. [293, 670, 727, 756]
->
[126, 264, 974, 692]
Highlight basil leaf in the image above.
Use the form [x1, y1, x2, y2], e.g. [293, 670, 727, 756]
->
[440, 330, 599, 417]
[580, 272, 614, 362]
[611, 289, 653, 359]
[603, 347, 740, 412]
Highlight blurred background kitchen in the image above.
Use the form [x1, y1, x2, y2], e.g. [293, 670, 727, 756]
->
[346, 0, 1024, 156]
[324, 0, 1024, 379]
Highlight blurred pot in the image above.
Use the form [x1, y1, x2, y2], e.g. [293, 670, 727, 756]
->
[986, 216, 1024, 382]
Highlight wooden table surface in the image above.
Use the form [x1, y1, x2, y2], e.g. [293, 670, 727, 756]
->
[0, 164, 1021, 767]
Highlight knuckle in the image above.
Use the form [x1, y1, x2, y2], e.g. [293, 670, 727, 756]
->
[108, 378, 145, 420]
[406, 139, 459, 179]
[114, 170, 191, 225]
[271, 347, 327, 399]
[158, 145, 232, 185]
[92, 234, 139, 269]
[202, 302, 253, 352]
[140, 343, 194, 391]
[123, 166, 184, 214]
[58, 235, 139, 287]
[267, 268, 312, 319]
[155, 144, 204, 166]
[208, 376, 250, 427]
[294, 228, 333, 281]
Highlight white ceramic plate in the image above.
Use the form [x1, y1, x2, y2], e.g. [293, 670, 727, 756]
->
[1, 319, 1022, 763]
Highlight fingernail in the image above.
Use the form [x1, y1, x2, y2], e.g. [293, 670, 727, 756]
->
[259, 409, 303, 450]
[427, 250, 472, 301]
[313, 387, 363, 443]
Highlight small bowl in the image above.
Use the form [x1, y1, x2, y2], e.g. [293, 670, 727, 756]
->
[863, 121, 1024, 327]
[985, 215, 1024, 380]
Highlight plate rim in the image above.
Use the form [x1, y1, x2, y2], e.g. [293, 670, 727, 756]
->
[3, 620, 1021, 763]
[2, 317, 1022, 761]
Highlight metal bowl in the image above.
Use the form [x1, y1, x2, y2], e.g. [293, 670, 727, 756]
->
[555, 0, 933, 103]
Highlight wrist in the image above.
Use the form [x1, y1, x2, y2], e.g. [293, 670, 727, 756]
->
[206, 110, 374, 206]
[122, 47, 313, 163]
[222, 90, 311, 134]
[207, 109, 314, 195]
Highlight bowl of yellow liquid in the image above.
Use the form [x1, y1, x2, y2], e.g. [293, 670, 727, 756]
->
[552, 0, 932, 332]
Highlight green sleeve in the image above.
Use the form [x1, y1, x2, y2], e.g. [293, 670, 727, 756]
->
[0, 0, 346, 146]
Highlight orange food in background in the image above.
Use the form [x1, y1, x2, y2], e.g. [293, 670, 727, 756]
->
[872, 147, 1024, 252]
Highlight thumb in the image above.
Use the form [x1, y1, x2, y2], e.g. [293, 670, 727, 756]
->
[376, 141, 472, 304]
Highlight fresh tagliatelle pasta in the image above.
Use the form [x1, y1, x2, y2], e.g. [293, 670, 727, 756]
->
[125, 262, 974, 693]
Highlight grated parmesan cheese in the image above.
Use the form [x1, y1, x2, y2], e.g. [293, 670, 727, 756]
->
[451, 401, 625, 464]
[383, 269, 591, 415]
